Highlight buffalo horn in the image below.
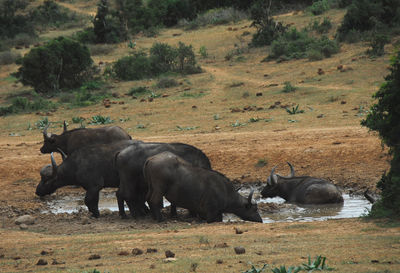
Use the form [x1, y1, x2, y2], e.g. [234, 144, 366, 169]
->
[43, 124, 50, 139]
[50, 152, 58, 176]
[63, 121, 67, 132]
[287, 162, 295, 177]
[247, 189, 254, 204]
[57, 148, 67, 161]
[269, 166, 278, 185]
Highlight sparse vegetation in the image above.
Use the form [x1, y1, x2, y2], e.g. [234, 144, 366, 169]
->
[157, 78, 179, 88]
[286, 105, 305, 115]
[0, 50, 20, 65]
[0, 96, 57, 116]
[309, 0, 331, 15]
[199, 45, 208, 58]
[282, 81, 297, 93]
[309, 17, 332, 34]
[366, 33, 390, 57]
[127, 86, 149, 97]
[88, 115, 113, 125]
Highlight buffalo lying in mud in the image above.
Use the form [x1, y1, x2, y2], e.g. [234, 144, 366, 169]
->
[40, 122, 132, 157]
[261, 162, 343, 204]
[144, 152, 262, 223]
[36, 140, 134, 218]
[115, 142, 211, 218]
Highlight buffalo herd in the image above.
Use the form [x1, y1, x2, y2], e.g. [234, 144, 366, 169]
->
[36, 124, 343, 223]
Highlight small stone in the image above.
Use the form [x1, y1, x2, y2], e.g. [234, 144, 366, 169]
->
[88, 254, 101, 260]
[214, 242, 228, 248]
[192, 105, 197, 109]
[36, 259, 48, 266]
[19, 224, 28, 230]
[317, 114, 324, 118]
[318, 68, 325, 75]
[40, 250, 49, 255]
[118, 251, 129, 256]
[163, 258, 177, 263]
[190, 262, 198, 272]
[52, 259, 65, 265]
[150, 264, 156, 269]
[162, 94, 169, 98]
[256, 92, 262, 97]
[132, 248, 143, 256]
[165, 250, 175, 258]
[148, 97, 154, 102]
[341, 101, 347, 104]
[216, 259, 223, 264]
[146, 248, 157, 253]
[15, 215, 35, 225]
[234, 246, 246, 255]
[234, 227, 243, 234]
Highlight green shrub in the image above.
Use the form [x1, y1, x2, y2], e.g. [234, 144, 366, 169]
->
[73, 28, 97, 44]
[361, 50, 400, 217]
[199, 46, 208, 58]
[310, 17, 332, 34]
[93, 0, 127, 43]
[113, 51, 152, 81]
[268, 28, 339, 61]
[149, 42, 177, 74]
[29, 0, 77, 28]
[0, 96, 57, 116]
[8, 33, 37, 47]
[88, 115, 113, 125]
[176, 42, 202, 74]
[282, 81, 297, 93]
[157, 78, 179, 88]
[309, 0, 330, 15]
[286, 105, 304, 115]
[0, 51, 20, 65]
[0, 0, 35, 39]
[15, 36, 93, 94]
[127, 86, 149, 97]
[366, 33, 390, 57]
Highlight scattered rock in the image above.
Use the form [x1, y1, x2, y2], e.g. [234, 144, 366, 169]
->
[192, 105, 197, 109]
[118, 101, 125, 105]
[36, 259, 48, 266]
[371, 260, 380, 263]
[165, 250, 175, 258]
[40, 250, 51, 255]
[332, 141, 342, 145]
[111, 92, 120, 98]
[230, 107, 241, 113]
[234, 227, 243, 234]
[162, 94, 169, 98]
[172, 33, 182, 36]
[318, 68, 325, 75]
[146, 248, 157, 253]
[190, 262, 198, 272]
[337, 64, 343, 70]
[256, 92, 262, 96]
[148, 97, 154, 102]
[132, 248, 143, 256]
[255, 251, 263, 255]
[51, 259, 65, 265]
[340, 65, 353, 72]
[19, 224, 28, 230]
[163, 258, 177, 263]
[140, 98, 146, 102]
[263, 74, 269, 77]
[184, 87, 191, 91]
[268, 83, 279, 87]
[214, 243, 229, 248]
[15, 215, 35, 225]
[317, 114, 324, 118]
[150, 264, 156, 269]
[88, 254, 101, 260]
[341, 101, 347, 104]
[13, 257, 21, 260]
[234, 246, 246, 255]
[118, 251, 129, 256]
[103, 99, 111, 108]
[216, 259, 223, 264]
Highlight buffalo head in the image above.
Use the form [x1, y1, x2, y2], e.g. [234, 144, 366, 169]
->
[261, 162, 295, 198]
[233, 190, 263, 223]
[40, 122, 67, 154]
[36, 153, 59, 197]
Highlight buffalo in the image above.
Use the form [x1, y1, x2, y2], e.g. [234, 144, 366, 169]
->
[115, 142, 211, 218]
[261, 162, 343, 204]
[144, 151, 262, 223]
[40, 122, 132, 156]
[36, 140, 135, 218]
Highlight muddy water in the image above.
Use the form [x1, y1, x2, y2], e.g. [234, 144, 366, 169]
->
[45, 188, 372, 223]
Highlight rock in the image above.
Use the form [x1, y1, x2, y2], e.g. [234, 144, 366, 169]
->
[318, 68, 325, 75]
[216, 259, 223, 264]
[15, 215, 35, 225]
[341, 101, 347, 104]
[19, 224, 28, 230]
[317, 114, 324, 118]
[214, 242, 228, 248]
[162, 94, 169, 98]
[165, 250, 175, 258]
[150, 264, 156, 269]
[36, 259, 48, 266]
[51, 259, 65, 265]
[88, 254, 101, 260]
[132, 248, 143, 256]
[40, 250, 51, 255]
[163, 258, 177, 263]
[234, 246, 246, 255]
[190, 262, 198, 272]
[234, 227, 243, 234]
[192, 105, 197, 109]
[146, 248, 157, 253]
[118, 251, 129, 256]
[256, 92, 263, 96]
[337, 64, 343, 70]
[148, 97, 154, 102]
[112, 92, 120, 98]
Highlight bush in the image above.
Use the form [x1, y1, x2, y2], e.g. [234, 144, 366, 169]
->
[0, 51, 20, 65]
[113, 51, 152, 81]
[15, 36, 94, 93]
[310, 17, 332, 34]
[29, 0, 77, 29]
[149, 42, 177, 74]
[268, 28, 339, 61]
[366, 33, 390, 57]
[93, 0, 127, 43]
[282, 81, 297, 93]
[148, 0, 196, 27]
[176, 42, 201, 74]
[309, 0, 330, 15]
[74, 28, 97, 44]
[127, 86, 149, 96]
[0, 0, 34, 39]
[361, 50, 400, 217]
[0, 96, 57, 116]
[337, 0, 400, 42]
[156, 78, 179, 88]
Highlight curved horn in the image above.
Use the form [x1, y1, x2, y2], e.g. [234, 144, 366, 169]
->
[63, 121, 67, 132]
[57, 148, 67, 161]
[50, 152, 58, 176]
[287, 162, 295, 177]
[269, 166, 278, 185]
[247, 189, 254, 204]
[43, 123, 50, 139]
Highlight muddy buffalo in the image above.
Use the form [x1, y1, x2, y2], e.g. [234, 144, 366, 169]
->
[261, 162, 343, 204]
[144, 151, 262, 223]
[115, 142, 211, 218]
[36, 140, 134, 218]
[40, 122, 132, 156]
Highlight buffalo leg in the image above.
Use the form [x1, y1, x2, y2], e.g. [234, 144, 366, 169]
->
[170, 204, 177, 217]
[148, 193, 163, 222]
[206, 211, 223, 223]
[84, 189, 100, 218]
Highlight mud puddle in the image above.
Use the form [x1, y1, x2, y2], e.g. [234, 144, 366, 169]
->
[44, 188, 372, 223]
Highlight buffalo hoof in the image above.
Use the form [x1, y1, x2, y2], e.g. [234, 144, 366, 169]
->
[119, 214, 128, 219]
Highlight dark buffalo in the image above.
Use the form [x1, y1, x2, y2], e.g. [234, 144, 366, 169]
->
[261, 162, 343, 204]
[144, 151, 262, 223]
[115, 142, 211, 217]
[40, 122, 132, 156]
[36, 140, 135, 218]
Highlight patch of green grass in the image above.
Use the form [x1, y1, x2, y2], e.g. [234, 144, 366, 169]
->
[255, 158, 267, 168]
[0, 96, 57, 116]
[286, 105, 305, 115]
[88, 115, 114, 125]
[282, 81, 297, 93]
[181, 92, 205, 98]
[231, 120, 247, 127]
[127, 86, 149, 97]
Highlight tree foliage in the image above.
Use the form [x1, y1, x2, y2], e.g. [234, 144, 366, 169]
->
[0, 0, 34, 38]
[362, 51, 400, 217]
[16, 37, 93, 93]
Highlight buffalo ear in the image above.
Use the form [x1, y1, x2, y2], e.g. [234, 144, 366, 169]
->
[63, 121, 67, 132]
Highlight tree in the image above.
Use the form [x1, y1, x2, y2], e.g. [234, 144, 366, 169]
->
[0, 0, 34, 38]
[93, 0, 127, 43]
[361, 51, 400, 217]
[16, 37, 93, 93]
